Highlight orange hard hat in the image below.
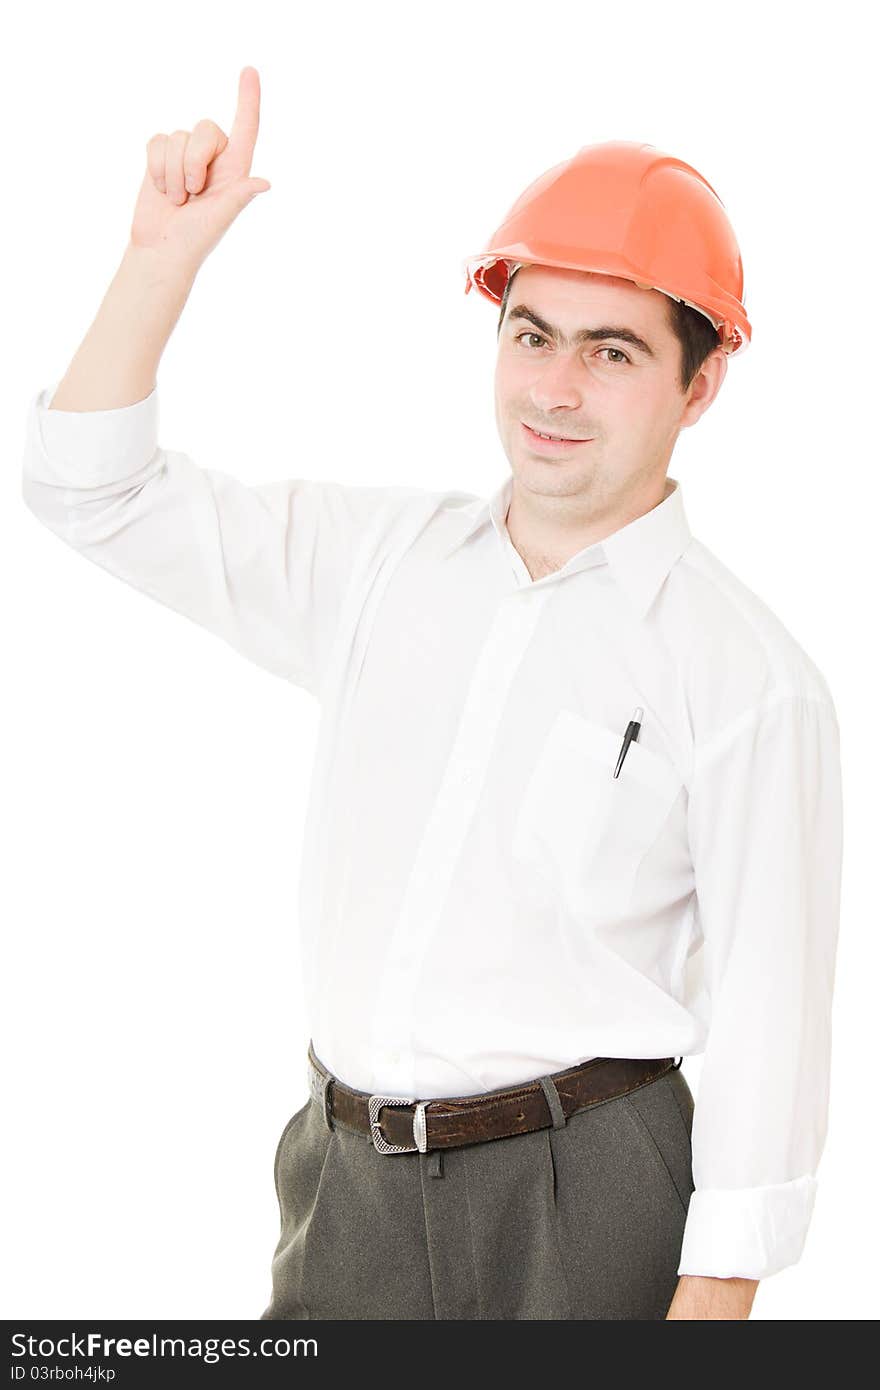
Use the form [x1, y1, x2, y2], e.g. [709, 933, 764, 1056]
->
[463, 140, 751, 356]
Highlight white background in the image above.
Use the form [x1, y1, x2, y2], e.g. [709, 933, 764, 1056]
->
[2, 0, 875, 1321]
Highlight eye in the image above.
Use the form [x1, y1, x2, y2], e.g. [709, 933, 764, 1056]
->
[514, 331, 548, 349]
[598, 347, 631, 365]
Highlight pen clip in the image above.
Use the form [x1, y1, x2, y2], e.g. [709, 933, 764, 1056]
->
[612, 706, 643, 778]
[613, 734, 631, 778]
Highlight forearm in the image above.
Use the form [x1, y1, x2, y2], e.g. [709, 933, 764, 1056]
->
[666, 1274, 759, 1320]
[49, 243, 196, 413]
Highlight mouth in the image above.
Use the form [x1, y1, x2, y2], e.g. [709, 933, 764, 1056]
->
[521, 421, 594, 450]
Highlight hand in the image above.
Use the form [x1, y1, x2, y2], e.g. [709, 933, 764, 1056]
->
[129, 65, 271, 276]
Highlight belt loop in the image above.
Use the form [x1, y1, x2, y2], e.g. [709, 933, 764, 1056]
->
[321, 1073, 335, 1131]
[308, 1048, 335, 1132]
[538, 1075, 567, 1130]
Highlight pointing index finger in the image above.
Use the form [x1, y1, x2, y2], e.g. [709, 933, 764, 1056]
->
[228, 65, 261, 168]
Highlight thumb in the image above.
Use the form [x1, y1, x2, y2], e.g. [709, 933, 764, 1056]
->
[224, 177, 272, 214]
[246, 177, 272, 198]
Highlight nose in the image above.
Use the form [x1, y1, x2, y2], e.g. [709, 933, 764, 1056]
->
[528, 349, 586, 413]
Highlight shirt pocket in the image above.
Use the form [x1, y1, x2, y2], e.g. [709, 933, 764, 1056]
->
[511, 707, 684, 918]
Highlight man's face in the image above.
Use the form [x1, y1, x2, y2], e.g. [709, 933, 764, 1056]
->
[494, 264, 723, 516]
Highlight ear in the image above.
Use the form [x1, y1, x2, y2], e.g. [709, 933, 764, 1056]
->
[680, 347, 728, 428]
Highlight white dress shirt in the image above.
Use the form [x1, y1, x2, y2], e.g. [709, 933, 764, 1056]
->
[22, 382, 843, 1282]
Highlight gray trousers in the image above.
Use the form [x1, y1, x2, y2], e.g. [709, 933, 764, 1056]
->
[260, 1060, 695, 1320]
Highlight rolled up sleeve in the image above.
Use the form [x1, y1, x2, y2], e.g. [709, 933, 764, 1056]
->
[21, 383, 401, 697]
[678, 689, 844, 1279]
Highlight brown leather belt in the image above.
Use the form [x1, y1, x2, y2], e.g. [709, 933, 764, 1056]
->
[307, 1039, 680, 1155]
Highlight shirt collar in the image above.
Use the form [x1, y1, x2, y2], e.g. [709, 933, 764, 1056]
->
[444, 473, 692, 620]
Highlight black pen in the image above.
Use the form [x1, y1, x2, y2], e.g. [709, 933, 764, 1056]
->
[613, 706, 643, 778]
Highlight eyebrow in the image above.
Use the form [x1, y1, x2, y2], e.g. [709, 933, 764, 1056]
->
[506, 305, 657, 359]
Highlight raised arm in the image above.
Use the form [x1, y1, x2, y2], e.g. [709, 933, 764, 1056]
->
[23, 68, 408, 698]
[49, 65, 271, 413]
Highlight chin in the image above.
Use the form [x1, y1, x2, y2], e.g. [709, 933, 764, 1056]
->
[519, 449, 592, 476]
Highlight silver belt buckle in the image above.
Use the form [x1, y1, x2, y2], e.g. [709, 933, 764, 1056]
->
[368, 1095, 428, 1154]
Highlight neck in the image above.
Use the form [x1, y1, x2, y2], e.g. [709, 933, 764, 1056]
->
[505, 474, 672, 574]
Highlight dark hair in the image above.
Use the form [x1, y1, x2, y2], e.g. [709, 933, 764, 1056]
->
[496, 265, 720, 394]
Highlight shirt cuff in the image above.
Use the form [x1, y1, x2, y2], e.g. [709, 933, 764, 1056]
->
[31, 381, 159, 487]
[677, 1174, 818, 1279]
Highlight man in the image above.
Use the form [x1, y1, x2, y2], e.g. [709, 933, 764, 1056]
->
[22, 69, 843, 1321]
